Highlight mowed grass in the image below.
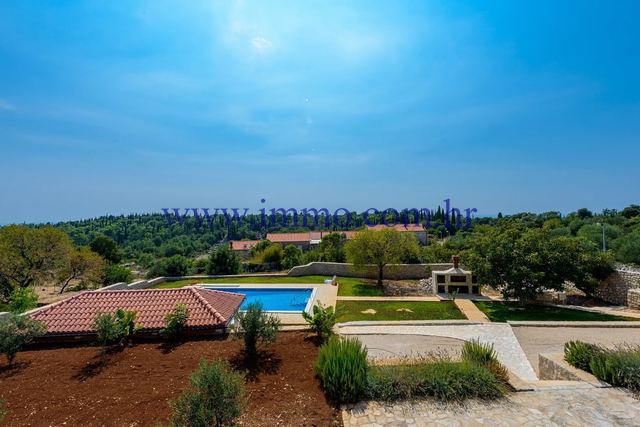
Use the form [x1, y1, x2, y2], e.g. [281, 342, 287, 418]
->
[154, 275, 385, 296]
[474, 301, 640, 322]
[336, 301, 464, 322]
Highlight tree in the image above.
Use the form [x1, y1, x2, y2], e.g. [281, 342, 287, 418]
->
[318, 232, 346, 262]
[233, 302, 281, 360]
[57, 247, 106, 293]
[345, 228, 420, 286]
[104, 263, 133, 285]
[0, 225, 73, 291]
[167, 358, 249, 427]
[464, 224, 612, 305]
[207, 246, 242, 275]
[282, 244, 303, 269]
[0, 314, 47, 365]
[8, 287, 39, 314]
[89, 236, 123, 264]
[162, 303, 191, 343]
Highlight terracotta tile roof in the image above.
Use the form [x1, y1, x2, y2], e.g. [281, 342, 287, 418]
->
[229, 240, 262, 251]
[366, 224, 426, 232]
[266, 232, 311, 242]
[29, 288, 245, 336]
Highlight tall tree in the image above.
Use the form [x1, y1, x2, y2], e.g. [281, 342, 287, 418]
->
[89, 235, 123, 264]
[464, 223, 612, 305]
[0, 225, 73, 292]
[345, 228, 420, 286]
[57, 247, 106, 293]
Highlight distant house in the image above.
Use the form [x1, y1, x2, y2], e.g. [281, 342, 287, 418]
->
[366, 224, 428, 244]
[229, 240, 262, 260]
[266, 232, 313, 252]
[29, 287, 245, 340]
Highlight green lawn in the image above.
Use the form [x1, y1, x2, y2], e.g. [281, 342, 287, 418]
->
[0, 303, 9, 313]
[154, 275, 385, 297]
[474, 301, 640, 322]
[336, 301, 464, 322]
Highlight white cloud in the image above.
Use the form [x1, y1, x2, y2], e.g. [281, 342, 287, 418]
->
[0, 98, 15, 110]
[251, 36, 272, 51]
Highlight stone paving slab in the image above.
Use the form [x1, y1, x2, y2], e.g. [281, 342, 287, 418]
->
[342, 387, 640, 426]
[339, 324, 538, 381]
[454, 299, 491, 322]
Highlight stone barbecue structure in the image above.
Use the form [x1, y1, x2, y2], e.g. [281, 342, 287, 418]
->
[432, 255, 479, 295]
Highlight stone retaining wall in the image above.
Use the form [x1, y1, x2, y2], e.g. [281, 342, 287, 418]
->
[538, 353, 607, 386]
[629, 288, 640, 310]
[287, 262, 453, 279]
[96, 276, 165, 291]
[595, 270, 640, 305]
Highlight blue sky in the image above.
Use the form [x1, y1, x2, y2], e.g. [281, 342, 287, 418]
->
[0, 0, 638, 224]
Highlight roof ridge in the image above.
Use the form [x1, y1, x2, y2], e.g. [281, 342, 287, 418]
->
[189, 287, 227, 323]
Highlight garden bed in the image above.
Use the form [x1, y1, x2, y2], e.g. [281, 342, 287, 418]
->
[0, 332, 339, 426]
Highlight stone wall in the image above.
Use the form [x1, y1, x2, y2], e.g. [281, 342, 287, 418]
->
[594, 270, 640, 305]
[629, 288, 640, 310]
[96, 276, 166, 291]
[286, 262, 453, 280]
[538, 353, 605, 386]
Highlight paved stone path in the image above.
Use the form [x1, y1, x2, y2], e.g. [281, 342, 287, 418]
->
[339, 323, 538, 381]
[342, 386, 640, 426]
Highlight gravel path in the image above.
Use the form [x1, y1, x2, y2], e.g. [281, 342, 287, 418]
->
[512, 326, 640, 374]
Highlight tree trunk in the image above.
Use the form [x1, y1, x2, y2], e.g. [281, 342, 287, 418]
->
[378, 265, 383, 287]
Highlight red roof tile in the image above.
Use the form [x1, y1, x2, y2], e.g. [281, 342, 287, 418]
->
[266, 232, 311, 242]
[229, 240, 262, 251]
[29, 288, 245, 335]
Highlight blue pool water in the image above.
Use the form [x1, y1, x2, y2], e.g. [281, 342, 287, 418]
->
[204, 287, 314, 312]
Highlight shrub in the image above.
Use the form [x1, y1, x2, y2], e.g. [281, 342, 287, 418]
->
[0, 398, 7, 421]
[233, 302, 281, 359]
[167, 357, 249, 427]
[92, 309, 143, 355]
[461, 339, 510, 385]
[0, 314, 47, 365]
[8, 287, 39, 314]
[301, 303, 336, 343]
[365, 359, 507, 401]
[162, 303, 190, 343]
[93, 311, 123, 355]
[315, 336, 368, 403]
[564, 340, 602, 371]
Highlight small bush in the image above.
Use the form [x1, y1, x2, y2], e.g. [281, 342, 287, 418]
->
[564, 340, 602, 371]
[315, 336, 368, 403]
[0, 314, 47, 365]
[92, 309, 143, 355]
[93, 311, 123, 355]
[167, 357, 249, 427]
[461, 339, 498, 366]
[162, 303, 190, 343]
[0, 398, 7, 421]
[365, 356, 507, 402]
[233, 302, 281, 359]
[301, 303, 336, 343]
[565, 340, 640, 394]
[461, 339, 510, 385]
[8, 287, 39, 314]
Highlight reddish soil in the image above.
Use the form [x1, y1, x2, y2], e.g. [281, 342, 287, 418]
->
[0, 332, 340, 426]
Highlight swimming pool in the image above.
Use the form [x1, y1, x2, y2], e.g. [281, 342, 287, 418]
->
[204, 286, 316, 312]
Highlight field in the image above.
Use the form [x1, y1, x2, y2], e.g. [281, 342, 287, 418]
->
[0, 332, 339, 427]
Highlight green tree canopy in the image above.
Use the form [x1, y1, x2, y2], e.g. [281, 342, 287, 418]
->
[345, 228, 420, 286]
[0, 225, 73, 297]
[464, 224, 613, 305]
[207, 246, 241, 275]
[89, 235, 123, 264]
